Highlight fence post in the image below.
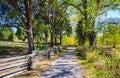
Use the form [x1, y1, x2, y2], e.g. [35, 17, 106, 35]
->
[54, 48, 57, 54]
[47, 49, 50, 59]
[27, 56, 32, 70]
[58, 46, 60, 52]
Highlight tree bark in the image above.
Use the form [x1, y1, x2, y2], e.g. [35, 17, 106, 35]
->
[96, 0, 101, 14]
[24, 0, 33, 54]
[60, 32, 62, 45]
[27, 32, 34, 54]
[50, 27, 53, 47]
[45, 31, 48, 44]
[54, 28, 58, 46]
[55, 37, 57, 45]
[88, 31, 96, 48]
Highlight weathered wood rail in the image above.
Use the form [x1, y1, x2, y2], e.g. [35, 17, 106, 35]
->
[0, 46, 64, 78]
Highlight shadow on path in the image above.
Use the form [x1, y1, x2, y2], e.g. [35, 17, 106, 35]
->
[40, 47, 83, 78]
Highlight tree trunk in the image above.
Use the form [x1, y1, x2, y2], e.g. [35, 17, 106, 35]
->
[55, 37, 57, 45]
[27, 32, 34, 54]
[45, 31, 48, 44]
[24, 0, 33, 54]
[54, 27, 58, 46]
[50, 28, 53, 47]
[55, 35, 58, 46]
[88, 31, 96, 48]
[45, 37, 48, 44]
[60, 32, 62, 45]
[33, 36, 35, 50]
[96, 0, 101, 14]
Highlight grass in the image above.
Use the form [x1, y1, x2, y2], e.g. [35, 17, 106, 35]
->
[75, 46, 120, 78]
[0, 41, 28, 58]
[75, 46, 93, 78]
[0, 41, 28, 47]
[0, 41, 49, 58]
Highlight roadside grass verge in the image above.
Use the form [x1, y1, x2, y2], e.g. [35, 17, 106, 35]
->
[75, 46, 120, 78]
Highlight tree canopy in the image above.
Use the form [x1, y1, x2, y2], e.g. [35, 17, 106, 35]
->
[0, 0, 120, 52]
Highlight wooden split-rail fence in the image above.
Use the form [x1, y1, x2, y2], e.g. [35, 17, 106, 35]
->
[0, 46, 64, 78]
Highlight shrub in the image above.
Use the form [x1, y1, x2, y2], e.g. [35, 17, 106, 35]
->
[35, 41, 47, 50]
[76, 46, 120, 78]
[86, 51, 99, 63]
[76, 46, 87, 60]
[94, 50, 120, 78]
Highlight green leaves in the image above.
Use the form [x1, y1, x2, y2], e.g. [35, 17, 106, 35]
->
[16, 23, 26, 41]
[0, 27, 13, 41]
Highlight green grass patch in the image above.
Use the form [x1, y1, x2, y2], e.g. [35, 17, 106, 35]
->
[75, 46, 120, 78]
[0, 41, 28, 57]
[0, 41, 28, 47]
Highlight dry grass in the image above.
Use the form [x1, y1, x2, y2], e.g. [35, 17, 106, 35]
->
[77, 59, 93, 78]
[12, 54, 59, 78]
[75, 46, 93, 78]
[76, 46, 120, 78]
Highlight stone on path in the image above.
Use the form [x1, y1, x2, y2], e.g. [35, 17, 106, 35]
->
[40, 47, 83, 78]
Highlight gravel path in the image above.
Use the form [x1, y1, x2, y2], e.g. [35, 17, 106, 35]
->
[40, 47, 83, 78]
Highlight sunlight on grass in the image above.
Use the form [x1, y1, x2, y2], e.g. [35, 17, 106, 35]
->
[75, 46, 120, 78]
[0, 41, 28, 47]
[0, 41, 28, 57]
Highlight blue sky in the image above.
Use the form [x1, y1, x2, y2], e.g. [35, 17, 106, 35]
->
[107, 10, 120, 18]
[97, 10, 120, 36]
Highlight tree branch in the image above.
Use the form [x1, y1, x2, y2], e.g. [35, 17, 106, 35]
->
[0, 25, 30, 32]
[101, 1, 115, 8]
[68, 3, 84, 15]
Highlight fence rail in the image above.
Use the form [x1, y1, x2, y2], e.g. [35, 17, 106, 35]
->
[0, 46, 64, 78]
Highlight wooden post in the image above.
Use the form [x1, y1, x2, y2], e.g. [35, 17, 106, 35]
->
[54, 48, 57, 54]
[27, 56, 32, 70]
[58, 46, 60, 52]
[47, 50, 51, 59]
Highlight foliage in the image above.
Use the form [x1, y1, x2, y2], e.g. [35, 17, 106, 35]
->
[62, 35, 76, 45]
[32, 19, 50, 42]
[97, 20, 120, 47]
[35, 41, 47, 50]
[76, 46, 120, 78]
[76, 20, 87, 46]
[16, 23, 26, 41]
[62, 0, 120, 48]
[0, 27, 13, 41]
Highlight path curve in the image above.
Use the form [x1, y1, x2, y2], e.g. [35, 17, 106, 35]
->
[40, 47, 83, 78]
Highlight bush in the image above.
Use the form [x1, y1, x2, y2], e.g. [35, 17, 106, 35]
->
[35, 41, 47, 50]
[93, 50, 120, 78]
[97, 46, 103, 55]
[0, 27, 13, 41]
[76, 46, 120, 78]
[86, 51, 99, 63]
[76, 46, 88, 60]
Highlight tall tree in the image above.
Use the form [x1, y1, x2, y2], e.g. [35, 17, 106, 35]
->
[62, 0, 119, 48]
[5, 0, 34, 54]
[38, 0, 68, 46]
